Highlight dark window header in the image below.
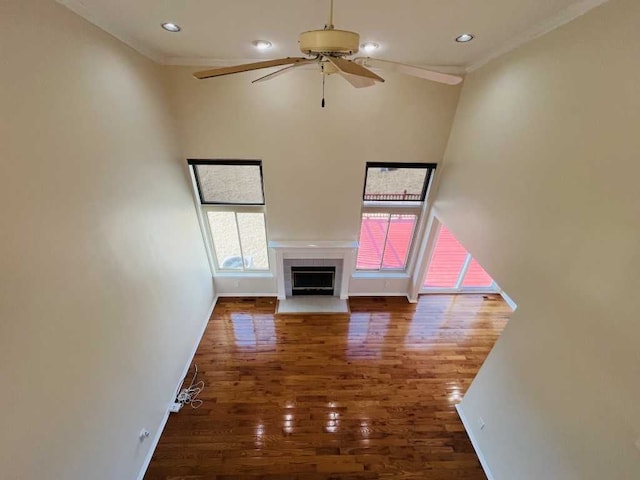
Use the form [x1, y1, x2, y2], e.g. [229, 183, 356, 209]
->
[189, 159, 265, 205]
[363, 162, 436, 202]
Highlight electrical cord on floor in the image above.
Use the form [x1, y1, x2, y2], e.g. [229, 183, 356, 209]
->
[176, 364, 204, 409]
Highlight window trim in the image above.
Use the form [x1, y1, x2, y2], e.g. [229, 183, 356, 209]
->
[357, 210, 420, 272]
[356, 162, 436, 273]
[201, 206, 270, 273]
[188, 160, 270, 276]
[362, 162, 437, 203]
[188, 159, 266, 206]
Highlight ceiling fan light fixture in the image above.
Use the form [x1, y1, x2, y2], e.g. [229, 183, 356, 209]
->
[192, 0, 464, 90]
[253, 40, 273, 50]
[161, 22, 181, 33]
[361, 42, 379, 53]
[455, 33, 474, 43]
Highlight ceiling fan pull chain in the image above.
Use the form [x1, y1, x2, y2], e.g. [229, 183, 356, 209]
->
[321, 70, 326, 108]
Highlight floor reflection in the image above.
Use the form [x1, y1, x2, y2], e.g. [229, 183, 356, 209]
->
[325, 409, 340, 433]
[447, 382, 463, 405]
[324, 402, 340, 433]
[230, 313, 275, 350]
[359, 419, 371, 445]
[283, 413, 294, 434]
[403, 296, 454, 346]
[347, 313, 389, 358]
[254, 422, 265, 448]
[150, 296, 511, 479]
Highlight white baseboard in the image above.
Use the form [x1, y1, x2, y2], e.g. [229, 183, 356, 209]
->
[136, 295, 218, 480]
[455, 404, 495, 480]
[136, 409, 170, 480]
[347, 292, 409, 297]
[216, 293, 278, 298]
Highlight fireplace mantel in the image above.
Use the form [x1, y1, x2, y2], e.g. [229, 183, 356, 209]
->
[268, 241, 358, 300]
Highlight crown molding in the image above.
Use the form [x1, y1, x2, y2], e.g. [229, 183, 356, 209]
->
[466, 0, 611, 72]
[56, 0, 166, 64]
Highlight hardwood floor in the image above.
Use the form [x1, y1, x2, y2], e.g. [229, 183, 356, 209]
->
[145, 294, 511, 480]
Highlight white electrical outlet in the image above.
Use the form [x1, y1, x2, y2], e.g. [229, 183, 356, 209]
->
[479, 417, 486, 430]
[169, 402, 182, 413]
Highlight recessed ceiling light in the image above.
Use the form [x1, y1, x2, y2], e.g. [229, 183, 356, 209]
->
[161, 22, 181, 33]
[455, 33, 474, 43]
[361, 42, 379, 53]
[252, 40, 273, 50]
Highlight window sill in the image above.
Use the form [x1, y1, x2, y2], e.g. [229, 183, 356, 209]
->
[352, 271, 411, 279]
[363, 201, 422, 208]
[420, 287, 500, 294]
[213, 272, 274, 279]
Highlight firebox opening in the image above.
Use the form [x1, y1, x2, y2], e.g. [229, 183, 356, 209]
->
[291, 266, 336, 296]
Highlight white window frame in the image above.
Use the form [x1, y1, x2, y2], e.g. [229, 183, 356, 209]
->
[356, 203, 423, 272]
[188, 160, 270, 275]
[355, 162, 436, 274]
[201, 205, 270, 273]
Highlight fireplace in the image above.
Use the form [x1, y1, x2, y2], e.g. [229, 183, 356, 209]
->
[268, 241, 358, 300]
[292, 266, 336, 296]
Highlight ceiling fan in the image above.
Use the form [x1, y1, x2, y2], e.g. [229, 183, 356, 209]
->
[193, 0, 463, 104]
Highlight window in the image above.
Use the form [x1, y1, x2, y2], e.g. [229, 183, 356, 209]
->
[357, 213, 418, 270]
[189, 160, 269, 272]
[462, 258, 494, 288]
[192, 161, 264, 204]
[356, 163, 435, 271]
[423, 224, 497, 292]
[423, 226, 468, 288]
[363, 164, 430, 202]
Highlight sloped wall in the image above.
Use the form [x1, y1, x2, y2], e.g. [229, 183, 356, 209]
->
[434, 0, 640, 477]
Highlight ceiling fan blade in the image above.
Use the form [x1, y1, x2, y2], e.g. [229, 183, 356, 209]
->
[325, 56, 385, 83]
[354, 57, 463, 85]
[252, 59, 317, 84]
[193, 57, 311, 80]
[338, 73, 376, 88]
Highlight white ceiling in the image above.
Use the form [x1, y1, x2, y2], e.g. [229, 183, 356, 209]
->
[57, 0, 607, 70]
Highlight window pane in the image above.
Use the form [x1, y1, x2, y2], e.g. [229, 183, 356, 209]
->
[356, 213, 390, 270]
[195, 164, 264, 204]
[237, 213, 269, 270]
[364, 166, 428, 201]
[381, 214, 416, 269]
[462, 258, 494, 288]
[207, 211, 243, 270]
[424, 226, 468, 288]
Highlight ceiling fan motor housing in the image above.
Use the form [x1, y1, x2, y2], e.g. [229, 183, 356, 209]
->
[299, 29, 360, 56]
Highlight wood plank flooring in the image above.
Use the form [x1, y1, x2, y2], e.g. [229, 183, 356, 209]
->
[145, 294, 511, 480]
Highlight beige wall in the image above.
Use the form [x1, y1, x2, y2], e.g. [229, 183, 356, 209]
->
[434, 0, 640, 477]
[165, 66, 460, 295]
[0, 2, 214, 479]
